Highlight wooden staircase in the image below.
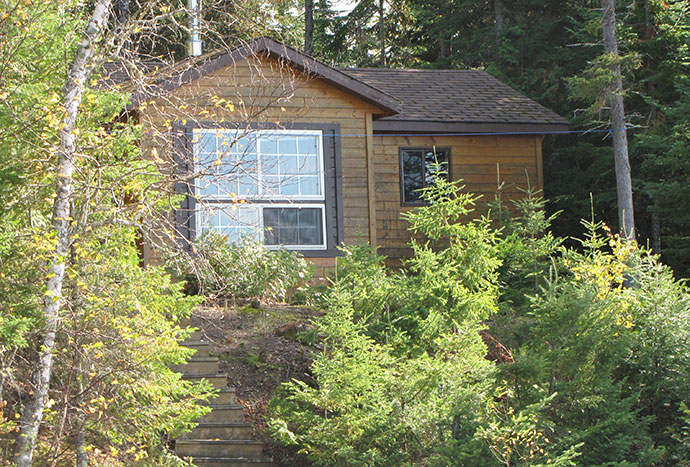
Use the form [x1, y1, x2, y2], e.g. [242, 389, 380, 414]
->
[174, 332, 272, 467]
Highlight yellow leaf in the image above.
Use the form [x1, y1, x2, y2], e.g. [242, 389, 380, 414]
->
[151, 147, 164, 163]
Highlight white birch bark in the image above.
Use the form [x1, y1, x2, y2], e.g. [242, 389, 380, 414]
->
[601, 0, 636, 240]
[13, 1, 113, 464]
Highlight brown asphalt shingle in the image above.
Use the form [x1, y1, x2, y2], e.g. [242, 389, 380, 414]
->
[339, 68, 568, 125]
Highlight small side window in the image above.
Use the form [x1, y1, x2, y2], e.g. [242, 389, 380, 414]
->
[400, 147, 450, 205]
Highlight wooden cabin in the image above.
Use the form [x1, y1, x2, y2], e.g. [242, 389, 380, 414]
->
[106, 38, 568, 276]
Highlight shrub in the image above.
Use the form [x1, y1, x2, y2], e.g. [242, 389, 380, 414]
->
[167, 231, 314, 303]
[268, 177, 578, 466]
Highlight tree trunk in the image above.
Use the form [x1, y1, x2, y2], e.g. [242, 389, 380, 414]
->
[304, 0, 314, 56]
[13, 1, 112, 465]
[601, 0, 635, 240]
[379, 0, 386, 66]
[114, 0, 129, 24]
[651, 207, 661, 254]
[75, 426, 88, 467]
[494, 0, 504, 44]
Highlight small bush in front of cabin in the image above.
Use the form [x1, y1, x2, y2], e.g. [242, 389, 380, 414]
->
[167, 231, 314, 303]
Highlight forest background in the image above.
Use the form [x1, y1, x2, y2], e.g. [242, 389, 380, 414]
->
[246, 0, 690, 276]
[1, 0, 689, 465]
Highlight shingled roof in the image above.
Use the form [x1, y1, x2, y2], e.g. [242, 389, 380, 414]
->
[100, 37, 568, 134]
[101, 38, 402, 114]
[340, 68, 569, 133]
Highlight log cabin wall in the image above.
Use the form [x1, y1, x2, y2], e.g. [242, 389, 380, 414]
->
[372, 133, 543, 263]
[137, 55, 382, 278]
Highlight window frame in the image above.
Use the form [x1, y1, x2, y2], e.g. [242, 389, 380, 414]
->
[174, 121, 344, 257]
[399, 146, 452, 206]
[194, 202, 329, 251]
[192, 128, 327, 202]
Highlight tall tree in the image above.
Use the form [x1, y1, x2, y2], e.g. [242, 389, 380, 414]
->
[13, 3, 114, 464]
[601, 0, 635, 240]
[494, 0, 504, 44]
[379, 0, 386, 66]
[305, 0, 314, 55]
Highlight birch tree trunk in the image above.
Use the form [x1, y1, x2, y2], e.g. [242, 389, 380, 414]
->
[13, 1, 112, 464]
[304, 0, 314, 56]
[601, 0, 636, 240]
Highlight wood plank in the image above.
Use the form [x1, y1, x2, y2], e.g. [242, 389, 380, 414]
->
[535, 135, 544, 191]
[365, 112, 377, 249]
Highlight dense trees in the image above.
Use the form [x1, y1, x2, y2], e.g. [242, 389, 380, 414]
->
[1, 0, 688, 465]
[0, 1, 228, 464]
[270, 178, 690, 466]
[304, 0, 690, 275]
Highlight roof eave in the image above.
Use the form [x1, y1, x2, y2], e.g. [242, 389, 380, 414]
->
[372, 120, 570, 135]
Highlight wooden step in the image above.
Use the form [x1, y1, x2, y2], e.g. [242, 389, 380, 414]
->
[173, 357, 219, 375]
[182, 340, 211, 358]
[180, 422, 254, 440]
[181, 330, 205, 342]
[206, 388, 236, 405]
[176, 439, 263, 458]
[183, 374, 227, 390]
[198, 405, 245, 423]
[179, 456, 273, 467]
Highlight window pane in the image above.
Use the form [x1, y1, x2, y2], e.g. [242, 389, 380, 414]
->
[263, 175, 280, 195]
[261, 136, 278, 154]
[196, 132, 216, 155]
[239, 175, 258, 196]
[263, 207, 324, 247]
[216, 176, 238, 196]
[199, 205, 260, 242]
[278, 136, 297, 154]
[299, 227, 321, 245]
[298, 206, 318, 225]
[280, 177, 299, 196]
[298, 136, 318, 155]
[299, 155, 318, 173]
[198, 179, 218, 197]
[280, 155, 298, 175]
[230, 136, 254, 155]
[299, 176, 319, 196]
[263, 154, 279, 175]
[424, 149, 447, 186]
[401, 150, 423, 203]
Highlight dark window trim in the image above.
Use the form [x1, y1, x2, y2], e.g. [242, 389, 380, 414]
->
[174, 121, 344, 257]
[399, 146, 452, 206]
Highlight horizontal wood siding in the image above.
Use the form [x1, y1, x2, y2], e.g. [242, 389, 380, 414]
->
[373, 134, 541, 259]
[139, 55, 380, 271]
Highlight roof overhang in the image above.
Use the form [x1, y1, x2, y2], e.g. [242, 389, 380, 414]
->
[372, 120, 570, 135]
[128, 37, 402, 115]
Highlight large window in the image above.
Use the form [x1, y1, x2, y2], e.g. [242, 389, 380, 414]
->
[193, 129, 327, 249]
[400, 147, 450, 205]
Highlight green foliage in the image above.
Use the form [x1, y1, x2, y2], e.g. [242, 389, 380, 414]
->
[493, 211, 690, 465]
[268, 178, 585, 466]
[0, 2, 217, 462]
[167, 231, 314, 303]
[270, 169, 690, 465]
[53, 230, 213, 461]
